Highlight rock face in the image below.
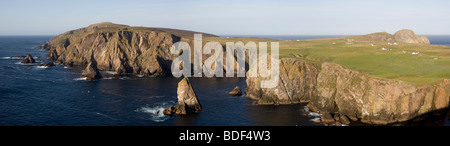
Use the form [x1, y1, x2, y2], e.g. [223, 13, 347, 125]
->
[245, 58, 319, 105]
[164, 77, 202, 115]
[229, 86, 243, 96]
[245, 58, 450, 124]
[394, 29, 430, 44]
[80, 60, 102, 81]
[38, 22, 218, 77]
[21, 54, 35, 64]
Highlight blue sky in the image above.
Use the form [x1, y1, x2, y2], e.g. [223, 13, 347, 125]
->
[0, 0, 449, 35]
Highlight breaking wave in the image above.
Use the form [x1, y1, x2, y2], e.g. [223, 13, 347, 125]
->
[135, 102, 175, 122]
[73, 77, 87, 81]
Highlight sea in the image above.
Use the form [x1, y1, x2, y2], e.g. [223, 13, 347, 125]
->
[0, 35, 449, 126]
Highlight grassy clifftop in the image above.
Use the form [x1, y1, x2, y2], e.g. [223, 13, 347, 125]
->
[205, 31, 450, 85]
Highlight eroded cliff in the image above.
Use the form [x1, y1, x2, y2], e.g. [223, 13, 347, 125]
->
[246, 58, 450, 124]
[38, 22, 217, 77]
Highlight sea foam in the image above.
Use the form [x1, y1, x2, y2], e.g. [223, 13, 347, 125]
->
[136, 102, 174, 122]
[73, 77, 87, 81]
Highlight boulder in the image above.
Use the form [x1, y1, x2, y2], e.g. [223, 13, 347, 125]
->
[320, 113, 335, 123]
[229, 86, 243, 96]
[80, 60, 102, 81]
[163, 77, 202, 115]
[21, 54, 35, 64]
[394, 29, 430, 44]
[339, 115, 351, 125]
[39, 62, 55, 67]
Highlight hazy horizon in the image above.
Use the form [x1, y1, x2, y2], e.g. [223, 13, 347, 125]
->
[1, 0, 449, 35]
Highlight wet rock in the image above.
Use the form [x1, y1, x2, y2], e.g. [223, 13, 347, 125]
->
[164, 77, 202, 115]
[229, 86, 243, 96]
[39, 62, 55, 67]
[21, 54, 35, 64]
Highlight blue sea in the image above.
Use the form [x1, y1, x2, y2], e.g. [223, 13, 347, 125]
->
[0, 35, 449, 126]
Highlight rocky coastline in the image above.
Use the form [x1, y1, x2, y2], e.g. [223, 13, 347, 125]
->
[245, 58, 450, 125]
[36, 23, 449, 125]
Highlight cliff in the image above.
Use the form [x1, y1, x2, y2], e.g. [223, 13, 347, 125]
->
[38, 22, 218, 77]
[246, 58, 450, 124]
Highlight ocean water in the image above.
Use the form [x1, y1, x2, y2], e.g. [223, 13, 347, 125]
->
[0, 35, 449, 126]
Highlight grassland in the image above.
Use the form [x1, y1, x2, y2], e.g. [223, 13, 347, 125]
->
[204, 35, 450, 85]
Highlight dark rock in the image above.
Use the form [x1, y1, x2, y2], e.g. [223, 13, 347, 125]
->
[333, 114, 340, 121]
[39, 62, 55, 67]
[229, 86, 243, 96]
[80, 60, 102, 81]
[163, 106, 174, 115]
[21, 54, 35, 64]
[163, 77, 201, 115]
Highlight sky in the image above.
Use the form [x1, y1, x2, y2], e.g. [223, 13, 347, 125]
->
[0, 0, 449, 35]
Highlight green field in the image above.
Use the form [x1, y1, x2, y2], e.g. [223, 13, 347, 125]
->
[205, 35, 450, 85]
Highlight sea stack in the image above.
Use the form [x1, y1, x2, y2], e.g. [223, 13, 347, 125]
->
[80, 60, 102, 81]
[21, 54, 35, 64]
[163, 77, 202, 115]
[229, 86, 243, 96]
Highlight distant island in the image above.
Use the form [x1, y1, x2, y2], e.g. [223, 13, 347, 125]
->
[36, 22, 450, 125]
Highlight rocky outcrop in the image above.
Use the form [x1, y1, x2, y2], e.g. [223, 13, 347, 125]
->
[164, 77, 202, 115]
[394, 29, 430, 44]
[245, 58, 450, 124]
[80, 60, 102, 81]
[345, 29, 430, 45]
[38, 22, 217, 77]
[39, 62, 55, 67]
[229, 86, 243, 96]
[21, 54, 35, 64]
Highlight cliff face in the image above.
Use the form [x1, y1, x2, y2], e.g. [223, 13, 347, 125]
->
[246, 58, 450, 124]
[245, 58, 319, 105]
[38, 22, 217, 77]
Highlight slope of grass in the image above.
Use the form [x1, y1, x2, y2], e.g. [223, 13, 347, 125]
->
[204, 36, 450, 85]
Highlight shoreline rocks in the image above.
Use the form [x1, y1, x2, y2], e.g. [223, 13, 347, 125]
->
[229, 86, 243, 96]
[164, 77, 202, 115]
[39, 62, 55, 67]
[21, 54, 35, 64]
